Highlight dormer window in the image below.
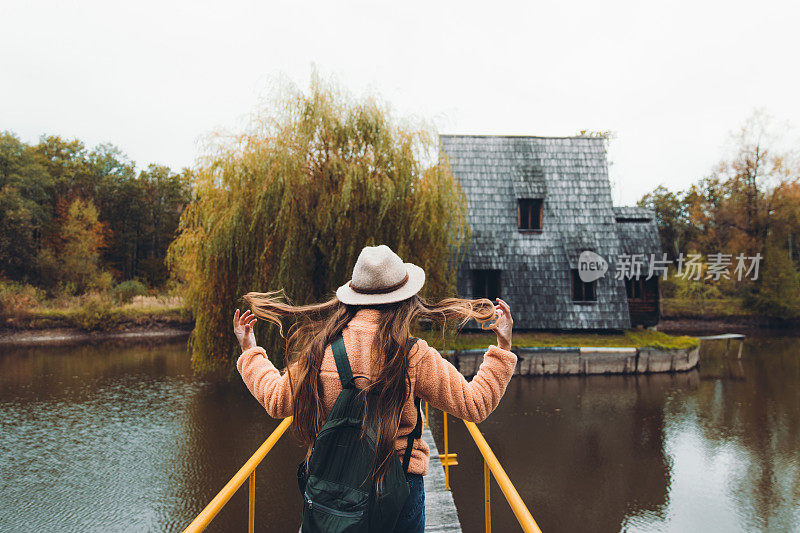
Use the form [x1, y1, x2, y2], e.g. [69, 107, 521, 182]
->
[518, 198, 543, 231]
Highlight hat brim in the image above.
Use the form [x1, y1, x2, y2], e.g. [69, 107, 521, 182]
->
[336, 263, 425, 305]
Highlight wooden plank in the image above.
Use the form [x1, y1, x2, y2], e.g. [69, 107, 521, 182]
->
[696, 334, 746, 340]
[579, 346, 637, 354]
[422, 426, 463, 532]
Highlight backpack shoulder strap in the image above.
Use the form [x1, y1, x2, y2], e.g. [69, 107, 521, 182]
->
[331, 334, 355, 389]
[402, 336, 422, 473]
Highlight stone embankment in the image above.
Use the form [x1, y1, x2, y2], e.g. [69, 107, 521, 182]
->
[447, 346, 700, 377]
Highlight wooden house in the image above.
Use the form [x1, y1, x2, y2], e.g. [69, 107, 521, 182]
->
[440, 134, 661, 330]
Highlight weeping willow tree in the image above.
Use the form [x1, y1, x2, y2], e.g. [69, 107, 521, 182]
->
[168, 74, 470, 372]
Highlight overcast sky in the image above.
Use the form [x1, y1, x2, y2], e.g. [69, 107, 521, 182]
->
[2, 0, 798, 205]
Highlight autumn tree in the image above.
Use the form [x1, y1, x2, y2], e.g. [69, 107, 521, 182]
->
[639, 110, 800, 308]
[712, 111, 798, 256]
[683, 176, 733, 256]
[168, 74, 470, 372]
[38, 198, 111, 293]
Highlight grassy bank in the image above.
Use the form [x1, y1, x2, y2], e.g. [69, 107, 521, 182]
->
[2, 294, 191, 331]
[2, 279, 696, 347]
[662, 297, 753, 319]
[416, 328, 698, 351]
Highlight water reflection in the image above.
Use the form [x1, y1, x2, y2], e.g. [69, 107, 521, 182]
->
[630, 338, 800, 532]
[433, 337, 800, 533]
[1, 336, 798, 532]
[0, 342, 304, 532]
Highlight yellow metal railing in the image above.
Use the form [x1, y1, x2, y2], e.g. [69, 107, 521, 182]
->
[183, 416, 293, 533]
[186, 405, 540, 532]
[425, 402, 542, 533]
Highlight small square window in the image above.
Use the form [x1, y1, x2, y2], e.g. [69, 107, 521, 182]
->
[571, 269, 597, 302]
[473, 270, 501, 300]
[518, 199, 543, 231]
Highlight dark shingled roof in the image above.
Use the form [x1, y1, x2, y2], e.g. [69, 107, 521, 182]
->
[613, 206, 655, 221]
[614, 206, 663, 271]
[441, 134, 634, 330]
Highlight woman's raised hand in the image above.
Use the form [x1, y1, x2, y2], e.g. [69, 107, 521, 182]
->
[489, 298, 513, 351]
[233, 309, 258, 352]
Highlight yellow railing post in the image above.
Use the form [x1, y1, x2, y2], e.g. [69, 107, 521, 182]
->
[444, 411, 449, 489]
[439, 410, 455, 490]
[248, 471, 255, 533]
[439, 410, 458, 490]
[443, 411, 449, 489]
[464, 421, 541, 533]
[183, 416, 293, 533]
[484, 460, 491, 533]
[425, 401, 429, 428]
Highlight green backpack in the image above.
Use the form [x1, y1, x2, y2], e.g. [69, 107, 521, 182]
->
[297, 334, 422, 533]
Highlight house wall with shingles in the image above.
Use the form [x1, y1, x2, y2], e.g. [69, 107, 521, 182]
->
[613, 206, 663, 271]
[441, 135, 634, 330]
[614, 206, 663, 326]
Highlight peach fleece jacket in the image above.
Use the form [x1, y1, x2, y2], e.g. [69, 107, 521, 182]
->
[236, 308, 517, 475]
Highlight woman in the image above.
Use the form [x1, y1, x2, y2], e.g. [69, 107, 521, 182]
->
[233, 244, 516, 532]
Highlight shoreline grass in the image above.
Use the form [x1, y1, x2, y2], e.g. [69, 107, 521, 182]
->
[3, 295, 191, 331]
[416, 328, 699, 351]
[661, 297, 753, 319]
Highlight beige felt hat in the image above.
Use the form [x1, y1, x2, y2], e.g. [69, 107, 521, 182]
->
[336, 245, 425, 305]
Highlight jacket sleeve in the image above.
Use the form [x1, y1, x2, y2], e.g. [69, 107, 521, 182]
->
[236, 346, 294, 419]
[413, 339, 517, 423]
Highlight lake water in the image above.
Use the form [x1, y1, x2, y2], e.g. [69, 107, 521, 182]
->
[1, 335, 798, 532]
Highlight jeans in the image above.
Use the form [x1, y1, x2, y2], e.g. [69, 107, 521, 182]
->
[394, 473, 425, 533]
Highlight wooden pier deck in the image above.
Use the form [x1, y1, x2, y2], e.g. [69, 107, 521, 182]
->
[697, 333, 747, 358]
[422, 426, 462, 532]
